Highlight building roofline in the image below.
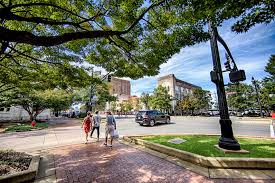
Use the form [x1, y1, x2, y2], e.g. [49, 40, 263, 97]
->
[175, 78, 201, 89]
[158, 74, 201, 89]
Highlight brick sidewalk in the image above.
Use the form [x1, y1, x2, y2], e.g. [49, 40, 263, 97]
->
[51, 142, 274, 183]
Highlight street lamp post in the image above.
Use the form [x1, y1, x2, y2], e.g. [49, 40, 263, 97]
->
[252, 77, 263, 118]
[208, 21, 241, 150]
[88, 67, 94, 112]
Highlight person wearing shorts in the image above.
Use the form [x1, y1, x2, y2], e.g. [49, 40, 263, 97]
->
[104, 111, 116, 147]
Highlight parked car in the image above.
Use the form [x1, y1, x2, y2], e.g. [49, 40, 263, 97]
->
[135, 110, 170, 127]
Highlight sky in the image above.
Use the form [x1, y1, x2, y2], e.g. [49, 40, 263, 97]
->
[129, 19, 275, 96]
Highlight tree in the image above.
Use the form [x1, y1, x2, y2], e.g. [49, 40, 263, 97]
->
[263, 55, 275, 94]
[193, 88, 212, 112]
[0, 89, 72, 121]
[226, 83, 255, 112]
[261, 55, 275, 113]
[150, 86, 171, 112]
[175, 88, 210, 115]
[120, 100, 133, 113]
[0, 59, 93, 95]
[1, 0, 274, 85]
[0, 0, 209, 80]
[42, 90, 73, 116]
[73, 82, 116, 112]
[140, 92, 151, 110]
[128, 97, 141, 111]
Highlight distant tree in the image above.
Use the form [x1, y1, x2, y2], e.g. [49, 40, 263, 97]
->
[177, 95, 197, 115]
[226, 83, 255, 112]
[42, 90, 73, 116]
[129, 97, 141, 111]
[73, 82, 116, 111]
[193, 88, 212, 112]
[261, 55, 275, 113]
[0, 89, 72, 121]
[150, 86, 172, 113]
[140, 93, 151, 110]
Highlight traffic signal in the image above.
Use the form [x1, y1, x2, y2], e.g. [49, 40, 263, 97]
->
[224, 61, 231, 71]
[224, 53, 232, 71]
[107, 75, 112, 82]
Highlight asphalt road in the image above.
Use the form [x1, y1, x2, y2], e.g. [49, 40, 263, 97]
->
[0, 116, 272, 152]
[116, 116, 272, 137]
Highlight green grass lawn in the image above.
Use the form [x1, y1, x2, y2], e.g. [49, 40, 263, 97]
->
[142, 135, 275, 158]
[4, 123, 48, 132]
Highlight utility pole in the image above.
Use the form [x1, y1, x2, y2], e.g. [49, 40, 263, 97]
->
[208, 21, 241, 150]
[252, 77, 263, 118]
[88, 67, 94, 112]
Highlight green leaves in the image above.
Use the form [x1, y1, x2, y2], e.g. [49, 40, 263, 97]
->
[176, 88, 211, 114]
[149, 86, 172, 111]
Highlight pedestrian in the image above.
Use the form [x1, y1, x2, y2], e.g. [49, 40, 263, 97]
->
[104, 111, 116, 147]
[81, 112, 92, 144]
[90, 111, 101, 141]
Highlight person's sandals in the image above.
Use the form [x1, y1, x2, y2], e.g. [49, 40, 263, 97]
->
[103, 143, 107, 146]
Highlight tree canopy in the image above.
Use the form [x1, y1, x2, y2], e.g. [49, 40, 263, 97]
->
[1, 0, 274, 81]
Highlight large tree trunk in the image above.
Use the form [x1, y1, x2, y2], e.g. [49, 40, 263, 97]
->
[29, 114, 34, 121]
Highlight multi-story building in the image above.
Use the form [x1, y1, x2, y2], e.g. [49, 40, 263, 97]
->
[108, 77, 131, 102]
[157, 74, 201, 113]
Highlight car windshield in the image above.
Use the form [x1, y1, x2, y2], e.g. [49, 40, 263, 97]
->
[136, 111, 147, 116]
[137, 111, 154, 116]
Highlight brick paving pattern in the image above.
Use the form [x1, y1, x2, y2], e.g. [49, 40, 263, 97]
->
[52, 142, 273, 183]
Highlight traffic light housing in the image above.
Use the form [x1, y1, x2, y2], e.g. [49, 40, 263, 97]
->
[229, 70, 246, 83]
[107, 75, 112, 82]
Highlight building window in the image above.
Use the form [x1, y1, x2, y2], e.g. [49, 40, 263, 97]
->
[6, 107, 10, 112]
[0, 107, 4, 112]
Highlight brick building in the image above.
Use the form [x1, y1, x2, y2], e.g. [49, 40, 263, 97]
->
[157, 74, 201, 113]
[108, 77, 131, 102]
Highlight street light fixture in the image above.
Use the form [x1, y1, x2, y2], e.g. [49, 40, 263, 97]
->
[251, 77, 264, 118]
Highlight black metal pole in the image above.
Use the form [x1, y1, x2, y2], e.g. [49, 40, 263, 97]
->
[88, 68, 94, 112]
[208, 21, 240, 150]
[252, 77, 263, 118]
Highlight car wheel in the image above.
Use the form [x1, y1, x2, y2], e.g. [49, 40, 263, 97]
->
[149, 119, 155, 127]
[166, 118, 170, 124]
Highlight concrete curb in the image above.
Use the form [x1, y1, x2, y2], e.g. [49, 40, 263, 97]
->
[123, 136, 275, 169]
[0, 155, 40, 183]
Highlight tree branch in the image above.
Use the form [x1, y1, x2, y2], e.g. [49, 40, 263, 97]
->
[141, 18, 157, 29]
[0, 9, 86, 28]
[122, 0, 165, 34]
[9, 3, 85, 20]
[108, 37, 146, 70]
[7, 46, 62, 64]
[0, 1, 165, 47]
[1, 26, 124, 46]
